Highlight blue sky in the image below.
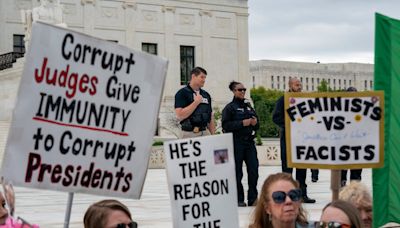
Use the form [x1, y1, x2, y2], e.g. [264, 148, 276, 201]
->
[248, 0, 400, 63]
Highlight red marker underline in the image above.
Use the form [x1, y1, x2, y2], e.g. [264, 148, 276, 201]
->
[32, 117, 129, 136]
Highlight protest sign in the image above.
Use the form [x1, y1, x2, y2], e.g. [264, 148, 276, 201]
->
[285, 91, 384, 169]
[1, 22, 168, 198]
[164, 134, 239, 228]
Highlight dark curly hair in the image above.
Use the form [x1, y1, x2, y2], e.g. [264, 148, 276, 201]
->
[229, 81, 241, 91]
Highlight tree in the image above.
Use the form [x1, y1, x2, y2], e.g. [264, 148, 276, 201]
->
[317, 79, 333, 92]
[250, 87, 283, 137]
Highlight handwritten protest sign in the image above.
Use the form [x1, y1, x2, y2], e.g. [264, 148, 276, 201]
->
[285, 91, 384, 169]
[164, 134, 239, 228]
[1, 22, 168, 198]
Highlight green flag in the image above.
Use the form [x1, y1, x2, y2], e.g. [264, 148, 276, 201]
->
[373, 13, 400, 228]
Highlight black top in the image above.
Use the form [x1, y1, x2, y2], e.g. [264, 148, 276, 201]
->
[174, 85, 212, 127]
[222, 97, 259, 141]
[272, 96, 285, 129]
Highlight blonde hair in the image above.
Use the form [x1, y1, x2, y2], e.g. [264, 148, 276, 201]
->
[249, 173, 308, 228]
[339, 181, 372, 209]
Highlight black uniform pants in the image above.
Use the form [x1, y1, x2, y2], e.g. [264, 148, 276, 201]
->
[234, 139, 259, 204]
[341, 169, 362, 182]
[280, 131, 307, 190]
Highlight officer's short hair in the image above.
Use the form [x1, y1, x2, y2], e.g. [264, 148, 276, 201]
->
[191, 67, 207, 76]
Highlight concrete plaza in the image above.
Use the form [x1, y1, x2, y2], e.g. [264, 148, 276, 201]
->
[10, 166, 372, 228]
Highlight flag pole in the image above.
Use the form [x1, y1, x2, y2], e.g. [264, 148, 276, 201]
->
[64, 192, 74, 228]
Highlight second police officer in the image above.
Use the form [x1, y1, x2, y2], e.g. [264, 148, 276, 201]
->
[222, 81, 259, 207]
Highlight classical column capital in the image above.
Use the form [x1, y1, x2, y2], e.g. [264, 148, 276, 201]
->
[162, 6, 176, 13]
[199, 10, 212, 17]
[122, 1, 137, 10]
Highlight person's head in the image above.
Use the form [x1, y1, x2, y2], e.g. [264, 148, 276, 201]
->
[320, 200, 363, 228]
[84, 199, 137, 228]
[228, 81, 246, 100]
[190, 66, 207, 89]
[0, 192, 8, 225]
[250, 173, 307, 228]
[288, 78, 302, 92]
[346, 87, 357, 92]
[339, 181, 372, 228]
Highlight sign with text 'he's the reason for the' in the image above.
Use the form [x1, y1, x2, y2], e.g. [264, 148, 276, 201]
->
[165, 134, 239, 228]
[285, 91, 384, 169]
[1, 22, 168, 198]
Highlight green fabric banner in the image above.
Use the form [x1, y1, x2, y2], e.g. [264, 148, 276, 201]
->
[373, 13, 400, 228]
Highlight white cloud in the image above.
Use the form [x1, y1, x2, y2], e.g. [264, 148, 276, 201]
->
[248, 0, 400, 63]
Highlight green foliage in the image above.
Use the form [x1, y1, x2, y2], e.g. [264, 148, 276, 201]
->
[152, 140, 164, 146]
[250, 87, 283, 138]
[317, 79, 346, 92]
[256, 133, 263, 145]
[213, 107, 222, 121]
[317, 79, 333, 92]
[213, 107, 222, 134]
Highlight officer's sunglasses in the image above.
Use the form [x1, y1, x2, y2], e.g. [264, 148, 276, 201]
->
[236, 88, 247, 92]
[116, 221, 138, 228]
[271, 189, 302, 204]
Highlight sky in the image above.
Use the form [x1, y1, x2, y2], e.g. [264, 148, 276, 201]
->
[248, 0, 400, 64]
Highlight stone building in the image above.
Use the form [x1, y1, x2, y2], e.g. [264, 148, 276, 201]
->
[250, 59, 374, 92]
[0, 0, 250, 138]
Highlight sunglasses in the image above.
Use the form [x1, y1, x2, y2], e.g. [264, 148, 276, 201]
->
[271, 189, 302, 204]
[116, 221, 138, 228]
[236, 88, 247, 92]
[318, 221, 352, 228]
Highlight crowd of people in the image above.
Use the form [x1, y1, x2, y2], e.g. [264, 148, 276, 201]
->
[170, 66, 381, 227]
[81, 174, 374, 228]
[249, 173, 372, 228]
[0, 66, 394, 227]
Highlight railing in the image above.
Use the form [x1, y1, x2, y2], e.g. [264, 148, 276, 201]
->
[0, 52, 24, 71]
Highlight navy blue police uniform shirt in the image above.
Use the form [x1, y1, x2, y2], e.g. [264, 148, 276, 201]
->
[222, 97, 259, 141]
[174, 85, 212, 126]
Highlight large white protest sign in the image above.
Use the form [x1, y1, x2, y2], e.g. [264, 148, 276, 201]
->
[285, 91, 384, 169]
[165, 134, 239, 228]
[1, 22, 168, 198]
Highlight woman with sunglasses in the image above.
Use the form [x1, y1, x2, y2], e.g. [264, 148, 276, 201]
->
[319, 200, 363, 228]
[84, 199, 137, 228]
[250, 172, 314, 228]
[222, 81, 259, 207]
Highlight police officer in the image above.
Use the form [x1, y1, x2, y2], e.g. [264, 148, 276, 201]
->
[341, 86, 362, 186]
[272, 77, 316, 203]
[222, 81, 259, 207]
[175, 66, 215, 138]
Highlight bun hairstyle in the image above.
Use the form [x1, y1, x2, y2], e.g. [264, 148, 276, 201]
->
[229, 81, 241, 91]
[347, 87, 357, 92]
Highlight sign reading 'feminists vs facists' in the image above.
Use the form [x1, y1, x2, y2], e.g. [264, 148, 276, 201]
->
[285, 91, 384, 169]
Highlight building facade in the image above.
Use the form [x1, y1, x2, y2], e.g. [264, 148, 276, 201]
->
[0, 0, 250, 137]
[250, 60, 374, 92]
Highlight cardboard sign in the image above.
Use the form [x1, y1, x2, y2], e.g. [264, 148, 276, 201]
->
[1, 22, 168, 198]
[285, 91, 384, 169]
[164, 134, 239, 228]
